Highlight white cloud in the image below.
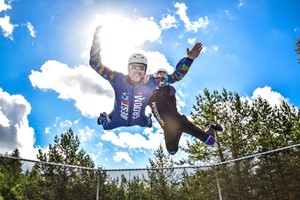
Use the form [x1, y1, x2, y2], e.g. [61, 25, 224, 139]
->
[187, 37, 196, 45]
[175, 88, 186, 113]
[97, 142, 103, 148]
[0, 15, 16, 39]
[174, 2, 209, 32]
[101, 130, 164, 150]
[60, 119, 72, 128]
[160, 14, 177, 30]
[0, 0, 11, 12]
[201, 46, 207, 53]
[113, 151, 133, 164]
[78, 126, 95, 142]
[251, 86, 287, 107]
[45, 127, 51, 134]
[26, 21, 36, 37]
[0, 1, 15, 39]
[224, 9, 234, 20]
[212, 45, 219, 53]
[29, 60, 114, 117]
[202, 45, 219, 54]
[178, 134, 192, 149]
[0, 88, 37, 160]
[74, 119, 80, 124]
[0, 106, 10, 127]
[238, 0, 245, 9]
[0, 1, 35, 39]
[145, 51, 173, 74]
[92, 15, 162, 73]
[101, 122, 194, 165]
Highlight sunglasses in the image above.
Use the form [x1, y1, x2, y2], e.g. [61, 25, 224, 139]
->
[130, 64, 146, 71]
[157, 71, 167, 75]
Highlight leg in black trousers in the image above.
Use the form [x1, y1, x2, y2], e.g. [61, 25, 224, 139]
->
[163, 115, 210, 155]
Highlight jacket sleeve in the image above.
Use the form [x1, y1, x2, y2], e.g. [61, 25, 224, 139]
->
[89, 29, 116, 81]
[170, 57, 193, 82]
[154, 57, 193, 87]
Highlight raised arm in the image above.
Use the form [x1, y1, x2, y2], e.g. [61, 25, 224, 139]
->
[170, 42, 203, 82]
[89, 26, 115, 80]
[89, 26, 102, 70]
[154, 42, 203, 86]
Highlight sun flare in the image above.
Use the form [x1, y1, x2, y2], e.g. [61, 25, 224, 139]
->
[88, 13, 162, 72]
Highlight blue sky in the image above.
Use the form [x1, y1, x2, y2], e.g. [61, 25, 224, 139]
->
[0, 0, 299, 169]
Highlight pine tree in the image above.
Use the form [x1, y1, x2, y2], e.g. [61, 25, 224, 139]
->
[35, 128, 98, 200]
[147, 144, 177, 200]
[0, 149, 22, 200]
[183, 88, 300, 200]
[11, 168, 44, 200]
[128, 175, 149, 199]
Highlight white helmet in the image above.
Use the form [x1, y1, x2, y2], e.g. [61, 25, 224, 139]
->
[128, 53, 148, 66]
[156, 68, 168, 74]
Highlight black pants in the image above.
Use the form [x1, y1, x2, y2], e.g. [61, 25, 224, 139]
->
[163, 115, 209, 154]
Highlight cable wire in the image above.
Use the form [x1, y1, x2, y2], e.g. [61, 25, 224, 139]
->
[0, 143, 299, 172]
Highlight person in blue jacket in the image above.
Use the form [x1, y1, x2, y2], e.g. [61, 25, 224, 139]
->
[89, 26, 203, 130]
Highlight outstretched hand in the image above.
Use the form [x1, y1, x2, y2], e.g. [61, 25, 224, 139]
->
[94, 25, 102, 39]
[90, 25, 103, 57]
[92, 25, 102, 45]
[186, 42, 203, 60]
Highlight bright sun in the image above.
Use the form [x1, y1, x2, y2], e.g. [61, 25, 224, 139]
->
[87, 13, 161, 72]
[82, 12, 173, 74]
[94, 13, 159, 52]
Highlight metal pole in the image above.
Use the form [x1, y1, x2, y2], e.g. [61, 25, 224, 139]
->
[128, 171, 131, 200]
[214, 166, 222, 200]
[96, 165, 102, 200]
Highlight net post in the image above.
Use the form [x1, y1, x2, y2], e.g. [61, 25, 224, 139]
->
[96, 165, 103, 200]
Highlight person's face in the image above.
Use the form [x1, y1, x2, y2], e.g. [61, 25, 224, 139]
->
[156, 71, 167, 78]
[128, 63, 146, 82]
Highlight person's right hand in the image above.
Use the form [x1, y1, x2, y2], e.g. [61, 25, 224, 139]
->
[95, 25, 102, 35]
[93, 25, 102, 40]
[90, 25, 103, 57]
[92, 25, 102, 51]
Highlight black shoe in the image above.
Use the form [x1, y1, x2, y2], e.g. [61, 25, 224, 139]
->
[97, 112, 107, 125]
[97, 117, 101, 125]
[206, 128, 216, 137]
[205, 121, 223, 132]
